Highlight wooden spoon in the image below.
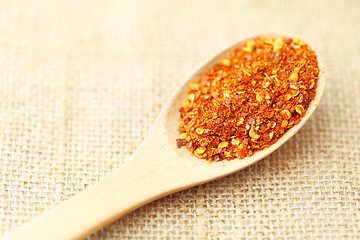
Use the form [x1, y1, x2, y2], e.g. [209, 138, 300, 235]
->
[4, 33, 325, 240]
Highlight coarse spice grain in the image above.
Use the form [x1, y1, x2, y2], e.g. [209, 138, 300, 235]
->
[176, 36, 319, 162]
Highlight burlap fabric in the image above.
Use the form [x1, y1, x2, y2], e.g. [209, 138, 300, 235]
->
[1, 0, 359, 239]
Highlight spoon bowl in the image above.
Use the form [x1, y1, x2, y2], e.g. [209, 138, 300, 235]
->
[5, 33, 325, 240]
[165, 32, 325, 177]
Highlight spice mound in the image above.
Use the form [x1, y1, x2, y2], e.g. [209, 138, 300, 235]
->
[176, 36, 319, 162]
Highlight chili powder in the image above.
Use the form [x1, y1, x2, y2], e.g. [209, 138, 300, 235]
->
[177, 36, 319, 162]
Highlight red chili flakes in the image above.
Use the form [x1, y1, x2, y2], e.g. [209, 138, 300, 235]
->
[177, 36, 319, 162]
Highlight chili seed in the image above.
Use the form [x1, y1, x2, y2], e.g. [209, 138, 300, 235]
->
[189, 81, 199, 90]
[280, 110, 291, 120]
[221, 59, 230, 66]
[218, 141, 229, 148]
[196, 128, 204, 134]
[265, 92, 271, 100]
[242, 40, 255, 53]
[231, 138, 241, 146]
[295, 105, 305, 115]
[263, 131, 274, 141]
[273, 37, 284, 52]
[290, 73, 298, 82]
[180, 133, 187, 139]
[292, 90, 300, 97]
[195, 146, 206, 155]
[309, 79, 315, 89]
[285, 94, 292, 101]
[181, 100, 189, 108]
[282, 120, 288, 128]
[256, 93, 264, 102]
[223, 90, 231, 98]
[224, 151, 232, 158]
[194, 151, 203, 159]
[188, 93, 195, 102]
[249, 126, 260, 140]
[292, 37, 305, 46]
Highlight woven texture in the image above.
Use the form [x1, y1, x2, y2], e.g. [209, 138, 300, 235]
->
[1, 0, 360, 239]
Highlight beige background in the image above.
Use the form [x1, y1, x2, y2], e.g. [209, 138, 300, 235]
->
[1, 0, 359, 239]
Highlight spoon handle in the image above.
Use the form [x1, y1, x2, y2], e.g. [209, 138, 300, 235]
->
[4, 138, 182, 240]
